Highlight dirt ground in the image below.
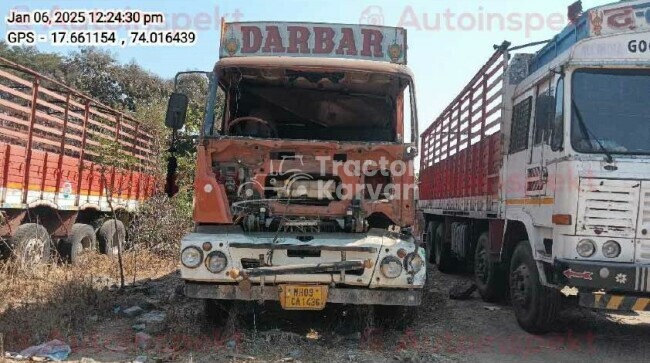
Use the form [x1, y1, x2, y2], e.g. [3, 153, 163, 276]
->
[2, 261, 650, 363]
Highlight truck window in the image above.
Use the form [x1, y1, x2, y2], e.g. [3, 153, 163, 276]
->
[402, 83, 416, 144]
[509, 97, 532, 154]
[533, 94, 555, 145]
[219, 68, 407, 142]
[571, 69, 650, 155]
[550, 78, 564, 151]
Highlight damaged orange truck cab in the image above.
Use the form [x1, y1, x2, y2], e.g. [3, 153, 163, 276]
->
[175, 22, 424, 310]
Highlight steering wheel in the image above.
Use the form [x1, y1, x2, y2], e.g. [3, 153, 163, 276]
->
[227, 116, 277, 138]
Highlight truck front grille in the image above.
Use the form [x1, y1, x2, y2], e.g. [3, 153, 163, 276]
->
[577, 178, 639, 238]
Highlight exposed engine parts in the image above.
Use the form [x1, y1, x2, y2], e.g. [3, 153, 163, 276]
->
[232, 198, 366, 234]
[212, 152, 403, 234]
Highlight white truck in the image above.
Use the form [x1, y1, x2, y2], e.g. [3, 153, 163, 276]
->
[418, 0, 650, 333]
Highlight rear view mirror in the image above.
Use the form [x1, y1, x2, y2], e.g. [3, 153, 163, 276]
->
[165, 93, 189, 129]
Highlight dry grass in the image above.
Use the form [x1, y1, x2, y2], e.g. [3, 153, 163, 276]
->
[0, 250, 177, 351]
[0, 194, 193, 355]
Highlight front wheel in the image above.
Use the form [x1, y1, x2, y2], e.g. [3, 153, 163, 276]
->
[509, 241, 561, 334]
[474, 232, 505, 302]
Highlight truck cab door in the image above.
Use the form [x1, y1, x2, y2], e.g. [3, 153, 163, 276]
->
[524, 76, 565, 225]
[526, 76, 563, 199]
[504, 93, 534, 207]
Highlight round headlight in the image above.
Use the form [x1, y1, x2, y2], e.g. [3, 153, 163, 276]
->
[576, 239, 596, 258]
[181, 246, 203, 268]
[602, 240, 621, 258]
[404, 252, 424, 274]
[380, 256, 403, 279]
[205, 251, 228, 273]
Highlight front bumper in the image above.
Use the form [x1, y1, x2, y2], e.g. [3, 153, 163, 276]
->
[180, 229, 427, 289]
[579, 293, 650, 311]
[555, 259, 650, 293]
[555, 260, 650, 312]
[184, 281, 423, 306]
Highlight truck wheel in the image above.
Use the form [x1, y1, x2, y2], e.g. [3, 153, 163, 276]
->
[98, 219, 125, 257]
[10, 223, 51, 267]
[59, 224, 97, 265]
[434, 224, 453, 273]
[424, 221, 439, 263]
[509, 241, 561, 334]
[474, 232, 505, 302]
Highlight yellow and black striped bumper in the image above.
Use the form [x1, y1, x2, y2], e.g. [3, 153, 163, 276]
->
[580, 293, 650, 311]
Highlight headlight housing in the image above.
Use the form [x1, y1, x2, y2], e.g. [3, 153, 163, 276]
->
[380, 256, 403, 279]
[181, 246, 203, 268]
[576, 239, 596, 258]
[602, 240, 621, 258]
[205, 251, 228, 273]
[404, 252, 424, 274]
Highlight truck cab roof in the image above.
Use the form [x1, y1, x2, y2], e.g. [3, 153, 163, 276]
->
[215, 56, 414, 78]
[529, 0, 650, 74]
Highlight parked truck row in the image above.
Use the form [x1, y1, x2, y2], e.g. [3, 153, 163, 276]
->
[161, 1, 650, 334]
[3, 0, 648, 336]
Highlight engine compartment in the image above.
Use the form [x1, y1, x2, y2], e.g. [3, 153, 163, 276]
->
[194, 59, 416, 234]
[193, 139, 415, 234]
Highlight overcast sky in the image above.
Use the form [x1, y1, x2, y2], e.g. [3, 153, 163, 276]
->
[1, 0, 615, 135]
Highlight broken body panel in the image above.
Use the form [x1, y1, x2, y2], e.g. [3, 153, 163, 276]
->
[179, 22, 423, 309]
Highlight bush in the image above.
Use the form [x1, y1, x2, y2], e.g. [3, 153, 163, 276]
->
[127, 194, 193, 258]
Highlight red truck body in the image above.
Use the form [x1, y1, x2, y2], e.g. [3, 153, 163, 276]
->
[0, 56, 156, 248]
[419, 48, 506, 211]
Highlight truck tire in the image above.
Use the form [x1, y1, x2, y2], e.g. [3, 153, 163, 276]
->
[59, 223, 97, 265]
[98, 219, 125, 257]
[509, 241, 561, 334]
[434, 224, 454, 273]
[474, 232, 505, 302]
[424, 221, 439, 263]
[10, 223, 51, 267]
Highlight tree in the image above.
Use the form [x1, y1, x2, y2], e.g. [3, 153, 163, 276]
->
[0, 41, 64, 79]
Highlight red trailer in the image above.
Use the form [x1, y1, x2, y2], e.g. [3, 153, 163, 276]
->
[0, 56, 156, 266]
[419, 46, 505, 213]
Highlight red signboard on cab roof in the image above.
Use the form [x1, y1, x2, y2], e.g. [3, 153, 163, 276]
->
[220, 22, 407, 64]
[588, 0, 650, 36]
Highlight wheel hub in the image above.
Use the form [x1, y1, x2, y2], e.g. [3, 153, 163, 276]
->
[511, 264, 532, 307]
[20, 237, 45, 266]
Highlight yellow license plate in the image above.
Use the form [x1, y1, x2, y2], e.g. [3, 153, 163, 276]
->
[279, 285, 328, 310]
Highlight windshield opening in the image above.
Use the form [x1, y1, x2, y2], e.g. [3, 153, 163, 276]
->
[211, 67, 413, 143]
[571, 68, 650, 155]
